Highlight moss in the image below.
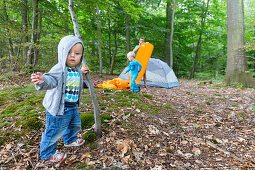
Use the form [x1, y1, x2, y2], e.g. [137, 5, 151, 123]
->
[103, 88, 116, 93]
[163, 105, 174, 110]
[100, 114, 112, 127]
[26, 95, 44, 105]
[143, 94, 153, 99]
[195, 110, 206, 114]
[214, 94, 222, 96]
[77, 163, 87, 169]
[166, 147, 173, 153]
[22, 117, 43, 130]
[20, 112, 38, 118]
[0, 122, 11, 128]
[215, 123, 221, 127]
[1, 110, 15, 115]
[83, 131, 97, 143]
[186, 91, 192, 95]
[232, 104, 238, 107]
[101, 96, 110, 101]
[0, 96, 6, 105]
[80, 112, 94, 129]
[210, 139, 218, 144]
[121, 124, 135, 129]
[0, 130, 23, 146]
[88, 143, 98, 150]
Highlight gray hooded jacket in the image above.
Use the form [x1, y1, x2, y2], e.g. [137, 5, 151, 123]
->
[35, 35, 84, 116]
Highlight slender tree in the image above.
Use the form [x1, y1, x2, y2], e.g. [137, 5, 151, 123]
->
[110, 21, 117, 74]
[225, 0, 255, 87]
[169, 0, 176, 68]
[189, 0, 209, 79]
[165, 0, 171, 65]
[68, 0, 102, 138]
[3, 0, 15, 69]
[96, 5, 103, 77]
[27, 0, 39, 70]
[107, 14, 112, 72]
[21, 0, 28, 62]
[187, 0, 195, 59]
[125, 13, 131, 53]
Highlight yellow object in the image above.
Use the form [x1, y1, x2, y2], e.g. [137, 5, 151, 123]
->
[128, 42, 154, 84]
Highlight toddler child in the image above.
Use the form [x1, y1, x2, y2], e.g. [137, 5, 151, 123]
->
[124, 51, 142, 92]
[31, 35, 89, 162]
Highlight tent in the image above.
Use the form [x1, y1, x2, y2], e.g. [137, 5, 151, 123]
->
[119, 58, 179, 88]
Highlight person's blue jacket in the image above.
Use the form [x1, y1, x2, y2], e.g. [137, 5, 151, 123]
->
[35, 35, 84, 116]
[126, 60, 142, 75]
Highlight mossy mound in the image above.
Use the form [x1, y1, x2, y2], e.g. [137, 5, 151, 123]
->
[83, 131, 97, 143]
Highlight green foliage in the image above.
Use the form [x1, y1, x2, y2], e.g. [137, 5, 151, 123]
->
[1, 0, 254, 80]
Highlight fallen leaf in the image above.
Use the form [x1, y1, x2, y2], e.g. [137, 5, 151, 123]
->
[192, 147, 201, 156]
[121, 139, 130, 157]
[6, 143, 12, 150]
[65, 155, 78, 164]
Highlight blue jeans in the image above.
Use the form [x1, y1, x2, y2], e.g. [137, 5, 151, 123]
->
[40, 105, 81, 160]
[130, 73, 140, 92]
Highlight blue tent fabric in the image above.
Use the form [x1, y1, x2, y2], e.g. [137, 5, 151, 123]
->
[119, 58, 179, 88]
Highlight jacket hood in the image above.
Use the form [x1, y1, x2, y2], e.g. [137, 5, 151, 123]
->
[57, 35, 84, 70]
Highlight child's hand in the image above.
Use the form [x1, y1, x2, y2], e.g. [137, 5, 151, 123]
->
[81, 65, 89, 74]
[31, 72, 44, 85]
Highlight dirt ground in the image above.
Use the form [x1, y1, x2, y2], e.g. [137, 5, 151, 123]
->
[0, 73, 255, 169]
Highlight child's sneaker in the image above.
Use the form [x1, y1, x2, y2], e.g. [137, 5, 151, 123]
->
[46, 150, 67, 163]
[64, 138, 85, 147]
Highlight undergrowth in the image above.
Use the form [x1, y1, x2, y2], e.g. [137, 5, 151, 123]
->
[0, 83, 163, 146]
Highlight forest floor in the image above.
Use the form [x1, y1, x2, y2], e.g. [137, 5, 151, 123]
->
[0, 73, 255, 169]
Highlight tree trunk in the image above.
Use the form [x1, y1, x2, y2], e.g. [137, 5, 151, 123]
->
[187, 0, 195, 58]
[68, 0, 102, 138]
[125, 13, 130, 53]
[107, 16, 112, 72]
[126, 13, 130, 66]
[32, 9, 42, 71]
[189, 0, 209, 79]
[110, 27, 117, 75]
[169, 0, 176, 68]
[96, 5, 103, 77]
[22, 0, 28, 63]
[3, 0, 15, 69]
[225, 0, 255, 87]
[165, 0, 171, 65]
[27, 0, 39, 70]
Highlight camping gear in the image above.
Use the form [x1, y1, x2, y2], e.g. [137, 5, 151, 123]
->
[97, 78, 130, 90]
[128, 42, 154, 84]
[97, 43, 154, 90]
[119, 58, 179, 88]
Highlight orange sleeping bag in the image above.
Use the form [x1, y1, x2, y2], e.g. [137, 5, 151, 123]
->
[97, 78, 130, 90]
